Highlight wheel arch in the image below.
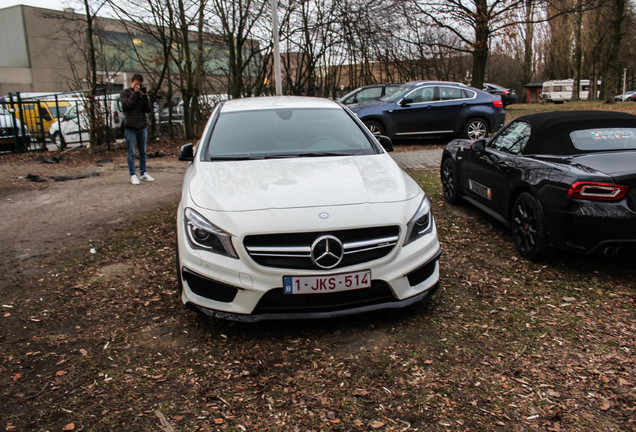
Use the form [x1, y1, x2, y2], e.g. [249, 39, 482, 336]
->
[361, 116, 388, 133]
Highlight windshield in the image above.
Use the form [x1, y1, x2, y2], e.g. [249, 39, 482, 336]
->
[570, 128, 636, 151]
[379, 83, 418, 102]
[49, 106, 70, 118]
[206, 107, 378, 160]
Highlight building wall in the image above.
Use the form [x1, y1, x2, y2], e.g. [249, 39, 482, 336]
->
[0, 5, 236, 98]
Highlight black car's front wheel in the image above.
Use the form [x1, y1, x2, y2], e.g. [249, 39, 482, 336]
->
[364, 120, 384, 137]
[511, 192, 549, 261]
[463, 118, 488, 140]
[441, 158, 460, 204]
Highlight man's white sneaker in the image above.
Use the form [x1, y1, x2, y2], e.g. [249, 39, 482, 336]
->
[130, 174, 141, 185]
[140, 173, 154, 182]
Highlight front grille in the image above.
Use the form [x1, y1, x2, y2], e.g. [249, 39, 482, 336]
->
[253, 280, 396, 314]
[244, 226, 400, 270]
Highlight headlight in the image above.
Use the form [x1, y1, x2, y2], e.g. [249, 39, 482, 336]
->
[403, 196, 433, 246]
[184, 208, 238, 258]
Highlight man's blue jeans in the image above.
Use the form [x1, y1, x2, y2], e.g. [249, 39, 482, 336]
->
[125, 127, 148, 176]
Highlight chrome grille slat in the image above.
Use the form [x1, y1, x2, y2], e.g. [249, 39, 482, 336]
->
[244, 226, 400, 270]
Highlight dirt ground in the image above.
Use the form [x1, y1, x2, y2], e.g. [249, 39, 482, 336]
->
[0, 140, 188, 285]
[0, 140, 633, 432]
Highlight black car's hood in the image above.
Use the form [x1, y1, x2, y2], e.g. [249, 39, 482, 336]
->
[570, 151, 636, 185]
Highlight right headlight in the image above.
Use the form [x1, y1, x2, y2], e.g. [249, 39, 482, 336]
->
[403, 196, 433, 247]
[184, 207, 238, 258]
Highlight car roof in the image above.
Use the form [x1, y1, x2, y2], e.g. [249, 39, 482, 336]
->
[404, 80, 469, 87]
[220, 96, 340, 113]
[513, 111, 636, 155]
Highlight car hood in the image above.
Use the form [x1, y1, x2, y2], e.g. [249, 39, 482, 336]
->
[188, 154, 421, 211]
[348, 100, 393, 114]
[571, 152, 636, 185]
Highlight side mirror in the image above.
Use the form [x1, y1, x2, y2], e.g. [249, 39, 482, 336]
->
[378, 135, 393, 152]
[470, 139, 486, 153]
[399, 98, 413, 106]
[179, 143, 195, 161]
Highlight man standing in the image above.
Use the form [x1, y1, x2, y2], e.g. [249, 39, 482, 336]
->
[120, 74, 153, 185]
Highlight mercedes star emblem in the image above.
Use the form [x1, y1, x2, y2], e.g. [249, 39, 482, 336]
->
[311, 235, 344, 269]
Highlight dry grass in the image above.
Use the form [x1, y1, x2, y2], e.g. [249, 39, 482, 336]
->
[506, 100, 636, 122]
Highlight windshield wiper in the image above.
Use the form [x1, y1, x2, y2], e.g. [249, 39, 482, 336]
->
[297, 152, 350, 157]
[209, 155, 261, 161]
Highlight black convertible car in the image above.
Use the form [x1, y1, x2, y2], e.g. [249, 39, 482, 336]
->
[440, 111, 636, 260]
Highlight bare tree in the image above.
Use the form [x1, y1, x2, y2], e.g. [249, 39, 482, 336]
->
[408, 0, 530, 88]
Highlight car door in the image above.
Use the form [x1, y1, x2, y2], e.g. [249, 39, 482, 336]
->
[388, 85, 439, 136]
[459, 121, 531, 216]
[60, 105, 90, 144]
[431, 86, 478, 133]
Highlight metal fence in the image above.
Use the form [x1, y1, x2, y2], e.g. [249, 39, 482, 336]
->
[0, 91, 123, 154]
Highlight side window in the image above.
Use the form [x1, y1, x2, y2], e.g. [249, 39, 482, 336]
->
[407, 86, 435, 103]
[488, 121, 531, 155]
[356, 87, 382, 103]
[438, 86, 464, 101]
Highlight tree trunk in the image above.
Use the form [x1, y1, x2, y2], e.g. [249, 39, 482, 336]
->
[602, 0, 625, 103]
[470, 0, 489, 89]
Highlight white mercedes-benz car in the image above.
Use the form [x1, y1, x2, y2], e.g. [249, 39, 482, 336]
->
[176, 96, 441, 321]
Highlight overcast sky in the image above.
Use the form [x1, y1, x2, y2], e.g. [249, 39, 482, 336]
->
[2, 0, 81, 13]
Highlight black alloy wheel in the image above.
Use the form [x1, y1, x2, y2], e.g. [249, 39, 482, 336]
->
[441, 158, 459, 204]
[511, 192, 549, 261]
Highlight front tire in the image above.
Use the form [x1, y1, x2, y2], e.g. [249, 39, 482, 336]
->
[441, 158, 460, 204]
[462, 118, 488, 140]
[511, 192, 549, 261]
[51, 132, 65, 150]
[364, 120, 384, 137]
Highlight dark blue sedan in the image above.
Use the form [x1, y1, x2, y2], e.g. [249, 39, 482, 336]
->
[347, 81, 505, 140]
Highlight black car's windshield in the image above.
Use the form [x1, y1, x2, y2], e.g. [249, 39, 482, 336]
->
[570, 127, 636, 151]
[207, 107, 378, 160]
[379, 84, 418, 102]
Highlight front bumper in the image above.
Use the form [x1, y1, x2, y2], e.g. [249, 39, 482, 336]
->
[177, 216, 442, 321]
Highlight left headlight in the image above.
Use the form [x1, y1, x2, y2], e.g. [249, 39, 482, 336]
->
[184, 207, 238, 258]
[403, 196, 433, 247]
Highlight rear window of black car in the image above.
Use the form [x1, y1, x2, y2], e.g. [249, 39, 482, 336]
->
[570, 128, 636, 151]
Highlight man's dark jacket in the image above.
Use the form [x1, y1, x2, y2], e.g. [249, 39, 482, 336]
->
[120, 88, 151, 129]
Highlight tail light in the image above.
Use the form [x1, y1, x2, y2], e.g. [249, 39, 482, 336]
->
[568, 182, 629, 201]
[493, 99, 503, 108]
[503, 90, 510, 94]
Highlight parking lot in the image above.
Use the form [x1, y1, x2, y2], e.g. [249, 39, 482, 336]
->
[0, 139, 634, 431]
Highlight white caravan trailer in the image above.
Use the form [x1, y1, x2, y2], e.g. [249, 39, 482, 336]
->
[540, 79, 594, 103]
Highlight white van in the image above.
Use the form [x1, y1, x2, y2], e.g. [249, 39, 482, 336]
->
[48, 94, 124, 149]
[540, 79, 595, 103]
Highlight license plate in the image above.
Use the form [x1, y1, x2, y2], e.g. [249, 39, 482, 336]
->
[283, 270, 371, 295]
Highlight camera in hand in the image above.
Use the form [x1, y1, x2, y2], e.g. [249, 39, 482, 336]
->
[140, 85, 147, 93]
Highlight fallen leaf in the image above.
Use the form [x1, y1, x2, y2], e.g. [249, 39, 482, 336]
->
[13, 373, 22, 381]
[600, 400, 611, 411]
[55, 370, 68, 377]
[214, 418, 224, 425]
[63, 423, 75, 431]
[370, 420, 385, 429]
